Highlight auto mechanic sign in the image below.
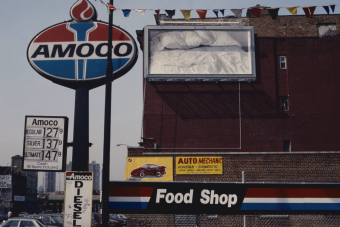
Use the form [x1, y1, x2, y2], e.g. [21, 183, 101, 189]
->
[27, 0, 138, 89]
[22, 116, 68, 171]
[176, 157, 223, 175]
[64, 172, 93, 227]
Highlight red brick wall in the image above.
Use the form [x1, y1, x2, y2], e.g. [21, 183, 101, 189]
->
[143, 35, 340, 152]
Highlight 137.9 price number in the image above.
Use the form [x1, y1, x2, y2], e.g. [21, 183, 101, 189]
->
[42, 138, 62, 149]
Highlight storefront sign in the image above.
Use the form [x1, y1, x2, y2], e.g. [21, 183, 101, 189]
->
[176, 157, 223, 175]
[63, 171, 93, 227]
[125, 157, 173, 181]
[109, 181, 340, 215]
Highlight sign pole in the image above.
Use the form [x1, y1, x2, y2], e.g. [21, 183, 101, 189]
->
[72, 87, 89, 171]
[102, 0, 114, 226]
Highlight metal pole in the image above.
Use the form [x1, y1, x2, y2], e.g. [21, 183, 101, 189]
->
[72, 87, 90, 171]
[102, 0, 114, 226]
[242, 171, 246, 227]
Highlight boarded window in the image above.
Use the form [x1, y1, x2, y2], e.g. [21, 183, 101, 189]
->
[317, 23, 336, 38]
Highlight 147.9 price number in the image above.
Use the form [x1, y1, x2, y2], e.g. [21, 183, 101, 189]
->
[41, 150, 62, 161]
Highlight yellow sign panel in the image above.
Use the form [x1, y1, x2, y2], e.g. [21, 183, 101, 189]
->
[125, 157, 173, 181]
[176, 157, 223, 175]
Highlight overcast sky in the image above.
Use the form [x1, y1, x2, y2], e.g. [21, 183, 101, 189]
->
[0, 0, 338, 190]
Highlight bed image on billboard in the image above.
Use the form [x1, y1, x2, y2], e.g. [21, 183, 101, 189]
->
[144, 26, 256, 81]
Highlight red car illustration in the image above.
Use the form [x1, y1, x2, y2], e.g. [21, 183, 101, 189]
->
[130, 164, 167, 178]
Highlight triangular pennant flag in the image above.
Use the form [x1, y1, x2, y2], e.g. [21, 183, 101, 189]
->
[231, 9, 242, 18]
[165, 10, 176, 19]
[302, 6, 316, 18]
[107, 3, 116, 11]
[135, 9, 146, 17]
[267, 8, 280, 20]
[220, 10, 225, 17]
[330, 5, 336, 13]
[213, 9, 219, 17]
[122, 9, 131, 17]
[248, 8, 261, 17]
[286, 7, 297, 15]
[180, 10, 191, 20]
[196, 10, 207, 19]
[323, 6, 330, 14]
[155, 9, 160, 18]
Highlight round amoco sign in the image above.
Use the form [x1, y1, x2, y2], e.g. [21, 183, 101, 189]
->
[27, 0, 138, 89]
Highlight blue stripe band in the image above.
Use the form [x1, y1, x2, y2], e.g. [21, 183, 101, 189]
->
[108, 202, 149, 210]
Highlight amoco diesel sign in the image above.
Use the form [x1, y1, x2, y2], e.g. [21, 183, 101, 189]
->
[27, 0, 138, 89]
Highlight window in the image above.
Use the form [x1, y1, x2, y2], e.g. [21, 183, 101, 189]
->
[280, 96, 289, 111]
[283, 140, 291, 152]
[20, 221, 36, 227]
[317, 23, 336, 38]
[280, 56, 287, 69]
[3, 221, 19, 227]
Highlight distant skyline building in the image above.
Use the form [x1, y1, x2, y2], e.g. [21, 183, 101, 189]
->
[44, 172, 56, 192]
[66, 161, 72, 171]
[89, 161, 100, 193]
[67, 161, 100, 193]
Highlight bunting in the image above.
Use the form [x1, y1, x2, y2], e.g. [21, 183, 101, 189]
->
[135, 9, 145, 16]
[107, 3, 115, 11]
[155, 9, 160, 19]
[180, 10, 191, 20]
[122, 9, 131, 17]
[267, 8, 280, 20]
[88, 1, 340, 21]
[231, 9, 242, 18]
[165, 10, 176, 19]
[286, 7, 298, 15]
[196, 10, 207, 19]
[323, 5, 336, 14]
[248, 8, 261, 17]
[323, 6, 330, 14]
[302, 6, 316, 18]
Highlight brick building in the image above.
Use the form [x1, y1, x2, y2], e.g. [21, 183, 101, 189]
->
[127, 8, 340, 226]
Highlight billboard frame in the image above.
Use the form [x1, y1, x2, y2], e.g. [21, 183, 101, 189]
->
[144, 25, 256, 81]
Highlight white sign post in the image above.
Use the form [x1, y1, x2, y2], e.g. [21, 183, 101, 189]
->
[63, 171, 93, 227]
[22, 116, 68, 171]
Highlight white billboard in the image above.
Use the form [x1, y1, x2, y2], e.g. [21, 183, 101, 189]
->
[22, 116, 68, 171]
[0, 175, 11, 188]
[144, 26, 256, 81]
[63, 172, 93, 227]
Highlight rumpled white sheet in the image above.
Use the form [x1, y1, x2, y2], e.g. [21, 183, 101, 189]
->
[149, 46, 251, 74]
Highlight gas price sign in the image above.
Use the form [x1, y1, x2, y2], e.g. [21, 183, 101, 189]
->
[22, 116, 68, 171]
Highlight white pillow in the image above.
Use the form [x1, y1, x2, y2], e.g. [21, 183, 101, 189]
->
[211, 31, 242, 46]
[153, 31, 204, 50]
[195, 30, 215, 46]
[196, 30, 242, 47]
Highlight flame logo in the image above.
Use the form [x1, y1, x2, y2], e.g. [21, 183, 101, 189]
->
[70, 0, 96, 21]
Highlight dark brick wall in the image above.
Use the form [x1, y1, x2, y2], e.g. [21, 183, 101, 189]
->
[128, 148, 340, 183]
[143, 34, 340, 152]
